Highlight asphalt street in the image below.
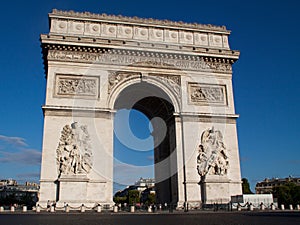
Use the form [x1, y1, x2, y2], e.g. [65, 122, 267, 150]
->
[0, 211, 300, 225]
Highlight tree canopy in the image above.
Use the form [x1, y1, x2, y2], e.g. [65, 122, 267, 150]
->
[242, 178, 253, 194]
[273, 182, 300, 207]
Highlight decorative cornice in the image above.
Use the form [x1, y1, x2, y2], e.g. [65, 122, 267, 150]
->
[44, 45, 234, 73]
[50, 9, 229, 33]
[42, 105, 112, 118]
[179, 112, 238, 124]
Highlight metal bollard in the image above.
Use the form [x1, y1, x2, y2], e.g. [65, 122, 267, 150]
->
[81, 205, 85, 213]
[0, 206, 4, 212]
[296, 205, 300, 210]
[289, 205, 293, 210]
[36, 205, 40, 213]
[130, 206, 135, 213]
[148, 206, 152, 212]
[10, 206, 15, 212]
[260, 204, 265, 211]
[113, 205, 118, 212]
[281, 204, 285, 210]
[249, 204, 254, 211]
[97, 205, 102, 213]
[23, 206, 27, 212]
[65, 205, 70, 213]
[50, 206, 55, 212]
[271, 204, 276, 210]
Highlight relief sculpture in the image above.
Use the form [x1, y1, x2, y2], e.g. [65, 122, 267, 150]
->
[189, 83, 226, 105]
[56, 75, 99, 98]
[56, 122, 93, 176]
[108, 71, 139, 94]
[197, 127, 229, 177]
[58, 79, 96, 95]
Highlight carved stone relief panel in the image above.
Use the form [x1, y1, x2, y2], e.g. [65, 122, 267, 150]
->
[84, 23, 101, 36]
[48, 49, 233, 73]
[56, 122, 93, 177]
[101, 23, 117, 38]
[208, 34, 223, 48]
[133, 27, 149, 40]
[117, 25, 133, 39]
[107, 71, 181, 101]
[149, 28, 164, 42]
[55, 74, 99, 99]
[222, 35, 229, 48]
[179, 31, 194, 45]
[51, 19, 68, 34]
[197, 127, 229, 177]
[108, 71, 141, 94]
[194, 33, 209, 46]
[188, 82, 227, 106]
[69, 21, 84, 35]
[149, 73, 181, 98]
[164, 30, 179, 43]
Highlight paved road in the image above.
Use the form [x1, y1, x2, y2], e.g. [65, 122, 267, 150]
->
[0, 211, 300, 225]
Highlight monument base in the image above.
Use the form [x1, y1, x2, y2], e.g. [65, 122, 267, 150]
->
[200, 175, 231, 204]
[54, 174, 114, 209]
[58, 174, 89, 201]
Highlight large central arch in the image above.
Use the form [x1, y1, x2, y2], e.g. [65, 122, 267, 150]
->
[113, 81, 179, 204]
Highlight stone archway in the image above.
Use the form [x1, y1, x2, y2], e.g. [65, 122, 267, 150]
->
[113, 82, 179, 205]
[38, 9, 243, 210]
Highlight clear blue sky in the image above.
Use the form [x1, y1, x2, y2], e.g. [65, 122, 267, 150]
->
[0, 0, 299, 192]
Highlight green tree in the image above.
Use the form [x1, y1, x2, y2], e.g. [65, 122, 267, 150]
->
[113, 196, 127, 204]
[242, 178, 253, 194]
[128, 190, 140, 205]
[20, 193, 35, 207]
[145, 193, 156, 205]
[273, 182, 300, 207]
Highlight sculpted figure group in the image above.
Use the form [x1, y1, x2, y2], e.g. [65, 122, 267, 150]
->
[197, 127, 229, 177]
[56, 122, 93, 176]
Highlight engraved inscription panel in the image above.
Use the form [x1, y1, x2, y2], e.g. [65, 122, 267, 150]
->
[55, 74, 99, 98]
[188, 83, 227, 105]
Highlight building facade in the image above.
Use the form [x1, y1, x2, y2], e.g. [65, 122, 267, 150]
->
[256, 177, 300, 194]
[0, 180, 39, 207]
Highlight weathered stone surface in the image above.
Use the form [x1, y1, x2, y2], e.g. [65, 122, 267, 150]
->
[38, 9, 242, 208]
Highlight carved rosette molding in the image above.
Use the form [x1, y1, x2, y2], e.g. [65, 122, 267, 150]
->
[55, 74, 99, 98]
[47, 47, 233, 73]
[56, 122, 93, 176]
[188, 82, 227, 105]
[197, 127, 229, 177]
[49, 10, 231, 49]
[51, 9, 228, 32]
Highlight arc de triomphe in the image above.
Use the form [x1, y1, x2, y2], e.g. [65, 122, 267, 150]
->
[38, 9, 242, 209]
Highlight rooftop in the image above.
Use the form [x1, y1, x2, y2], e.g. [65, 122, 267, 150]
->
[50, 9, 229, 33]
